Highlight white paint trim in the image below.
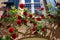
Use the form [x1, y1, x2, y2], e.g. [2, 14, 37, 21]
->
[20, 0, 25, 4]
[41, 0, 46, 14]
[31, 0, 34, 13]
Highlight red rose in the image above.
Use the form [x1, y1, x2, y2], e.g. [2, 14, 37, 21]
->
[57, 22, 60, 27]
[41, 14, 46, 19]
[58, 15, 60, 19]
[32, 27, 37, 31]
[34, 31, 37, 34]
[5, 14, 10, 18]
[14, 14, 17, 17]
[1, 16, 4, 19]
[50, 14, 54, 18]
[42, 28, 46, 31]
[35, 12, 38, 15]
[19, 4, 25, 9]
[23, 19, 28, 23]
[8, 27, 14, 33]
[32, 17, 35, 20]
[36, 17, 41, 21]
[18, 15, 22, 19]
[11, 33, 17, 39]
[0, 22, 2, 27]
[23, 11, 28, 16]
[33, 23, 36, 27]
[16, 19, 21, 25]
[40, 8, 44, 10]
[56, 3, 60, 6]
[30, 21, 33, 23]
[29, 14, 33, 18]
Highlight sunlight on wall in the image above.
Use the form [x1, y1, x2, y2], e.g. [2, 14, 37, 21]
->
[0, 0, 8, 8]
[58, 0, 60, 3]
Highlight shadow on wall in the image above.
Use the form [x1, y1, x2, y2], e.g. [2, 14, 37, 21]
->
[8, 0, 19, 9]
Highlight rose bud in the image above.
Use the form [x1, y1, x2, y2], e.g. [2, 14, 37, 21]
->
[32, 27, 37, 31]
[41, 14, 46, 19]
[5, 14, 10, 18]
[58, 15, 60, 19]
[23, 11, 28, 16]
[32, 17, 35, 20]
[30, 21, 33, 23]
[18, 15, 22, 19]
[56, 2, 60, 6]
[57, 22, 60, 27]
[36, 17, 41, 21]
[11, 33, 17, 39]
[42, 28, 46, 32]
[29, 14, 33, 18]
[1, 16, 4, 19]
[35, 12, 39, 15]
[40, 8, 44, 11]
[0, 22, 2, 27]
[8, 27, 14, 33]
[33, 23, 36, 27]
[16, 19, 21, 25]
[34, 31, 37, 34]
[50, 14, 54, 18]
[7, 23, 11, 28]
[23, 19, 28, 23]
[14, 14, 17, 17]
[19, 4, 25, 9]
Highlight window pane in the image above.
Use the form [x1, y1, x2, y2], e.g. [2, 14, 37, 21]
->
[8, 0, 14, 2]
[25, 4, 31, 9]
[34, 4, 41, 9]
[34, 10, 38, 12]
[34, 0, 40, 2]
[25, 0, 31, 3]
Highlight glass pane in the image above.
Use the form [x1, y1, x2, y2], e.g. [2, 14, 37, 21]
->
[25, 4, 31, 9]
[35, 10, 38, 12]
[25, 0, 31, 3]
[14, 0, 19, 9]
[34, 0, 40, 2]
[8, 0, 14, 2]
[34, 4, 41, 9]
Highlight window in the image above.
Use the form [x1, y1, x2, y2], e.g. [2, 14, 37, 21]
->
[25, 4, 31, 9]
[34, 3, 41, 9]
[34, 0, 41, 12]
[34, 0, 40, 2]
[24, 0, 45, 13]
[25, 0, 31, 3]
[25, 0, 31, 10]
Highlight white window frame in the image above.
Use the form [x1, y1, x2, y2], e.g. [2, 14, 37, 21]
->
[19, 0, 46, 14]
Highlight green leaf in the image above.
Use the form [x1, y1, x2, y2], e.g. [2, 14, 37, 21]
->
[37, 26, 42, 30]
[6, 35, 11, 40]
[2, 37, 6, 40]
